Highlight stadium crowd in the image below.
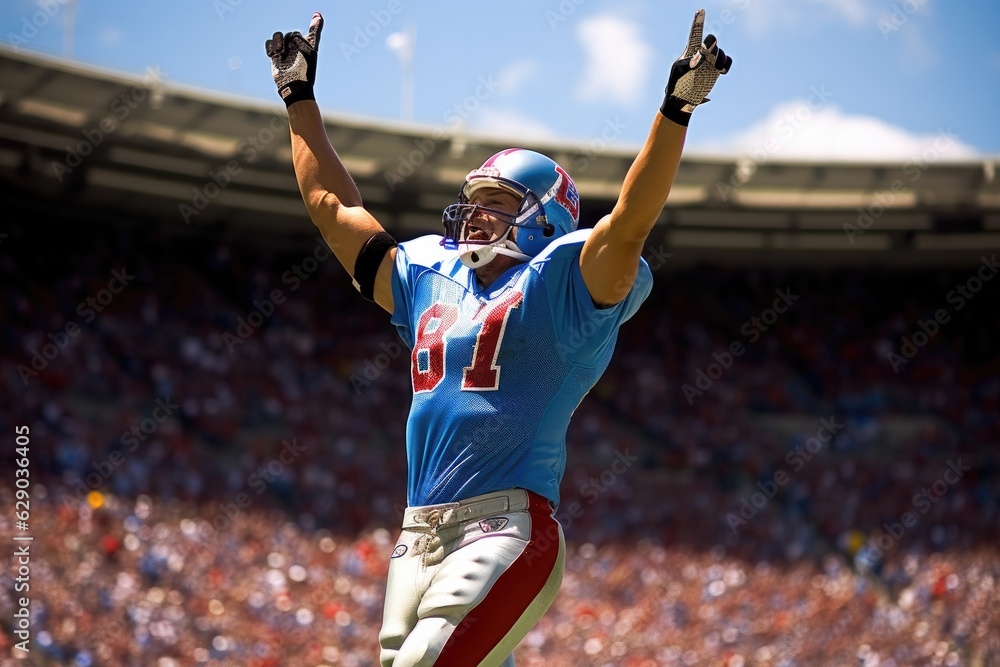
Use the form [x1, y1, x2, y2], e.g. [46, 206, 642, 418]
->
[1, 218, 998, 665]
[2, 490, 997, 666]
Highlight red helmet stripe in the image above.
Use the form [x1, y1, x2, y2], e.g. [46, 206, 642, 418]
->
[480, 148, 521, 168]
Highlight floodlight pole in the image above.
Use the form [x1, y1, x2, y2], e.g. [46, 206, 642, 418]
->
[400, 23, 415, 122]
[388, 24, 416, 122]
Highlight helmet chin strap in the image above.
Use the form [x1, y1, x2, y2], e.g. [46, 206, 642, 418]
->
[457, 226, 530, 268]
[458, 242, 531, 269]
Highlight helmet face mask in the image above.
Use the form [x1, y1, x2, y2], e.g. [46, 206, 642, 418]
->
[441, 205, 521, 269]
[441, 149, 579, 268]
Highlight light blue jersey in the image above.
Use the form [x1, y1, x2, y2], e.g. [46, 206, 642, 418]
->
[390, 229, 652, 507]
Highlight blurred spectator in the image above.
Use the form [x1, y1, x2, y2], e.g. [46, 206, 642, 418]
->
[0, 219, 997, 664]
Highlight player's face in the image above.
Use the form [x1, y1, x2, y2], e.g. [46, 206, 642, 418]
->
[464, 187, 521, 244]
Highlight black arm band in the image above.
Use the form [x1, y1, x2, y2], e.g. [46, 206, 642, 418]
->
[352, 232, 397, 302]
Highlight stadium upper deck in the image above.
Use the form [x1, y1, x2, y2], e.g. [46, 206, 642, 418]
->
[1, 45, 998, 266]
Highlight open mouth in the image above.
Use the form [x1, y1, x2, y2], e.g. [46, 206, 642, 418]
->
[465, 223, 492, 243]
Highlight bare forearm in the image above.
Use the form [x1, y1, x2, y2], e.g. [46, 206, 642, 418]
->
[284, 99, 395, 313]
[266, 15, 394, 313]
[578, 113, 687, 305]
[610, 113, 687, 242]
[287, 100, 363, 209]
[579, 10, 731, 306]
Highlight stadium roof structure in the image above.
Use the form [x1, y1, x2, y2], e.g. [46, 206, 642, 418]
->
[1, 46, 998, 266]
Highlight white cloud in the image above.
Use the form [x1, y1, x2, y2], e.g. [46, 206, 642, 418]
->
[98, 26, 124, 48]
[814, 0, 870, 25]
[574, 14, 654, 107]
[497, 60, 538, 96]
[897, 25, 939, 72]
[738, 0, 871, 36]
[692, 102, 979, 161]
[470, 108, 556, 141]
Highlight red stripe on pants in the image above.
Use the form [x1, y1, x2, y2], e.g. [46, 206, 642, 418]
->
[434, 491, 560, 666]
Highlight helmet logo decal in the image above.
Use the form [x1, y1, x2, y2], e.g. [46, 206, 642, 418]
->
[466, 166, 501, 180]
[553, 165, 580, 222]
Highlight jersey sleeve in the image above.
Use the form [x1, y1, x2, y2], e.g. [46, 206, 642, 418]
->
[530, 229, 653, 366]
[390, 235, 452, 349]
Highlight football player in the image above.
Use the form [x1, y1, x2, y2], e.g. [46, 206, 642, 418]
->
[266, 9, 731, 666]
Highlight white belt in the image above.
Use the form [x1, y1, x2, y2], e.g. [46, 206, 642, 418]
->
[402, 488, 528, 530]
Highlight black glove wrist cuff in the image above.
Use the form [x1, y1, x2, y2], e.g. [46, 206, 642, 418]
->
[281, 84, 315, 108]
[659, 95, 691, 127]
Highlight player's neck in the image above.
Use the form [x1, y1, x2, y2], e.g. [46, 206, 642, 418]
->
[473, 256, 521, 290]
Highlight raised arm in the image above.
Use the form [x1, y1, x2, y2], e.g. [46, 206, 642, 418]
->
[267, 13, 396, 313]
[579, 9, 732, 306]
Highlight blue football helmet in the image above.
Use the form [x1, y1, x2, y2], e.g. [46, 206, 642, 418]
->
[442, 148, 580, 268]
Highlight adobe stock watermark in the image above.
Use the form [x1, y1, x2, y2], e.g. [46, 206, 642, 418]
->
[523, 447, 639, 565]
[545, 0, 589, 30]
[716, 84, 834, 202]
[570, 117, 626, 174]
[725, 416, 844, 534]
[576, 449, 639, 505]
[177, 111, 287, 224]
[213, 0, 243, 21]
[339, 0, 411, 62]
[856, 458, 970, 567]
[4, 0, 72, 53]
[60, 397, 180, 508]
[17, 268, 135, 386]
[390, 413, 517, 520]
[204, 438, 308, 535]
[845, 129, 961, 244]
[50, 66, 165, 183]
[350, 338, 405, 395]
[223, 237, 334, 352]
[682, 288, 799, 404]
[877, 0, 928, 38]
[701, 0, 751, 40]
[441, 74, 500, 127]
[383, 73, 502, 191]
[886, 255, 998, 372]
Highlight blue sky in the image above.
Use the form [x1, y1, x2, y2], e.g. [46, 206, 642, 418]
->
[2, 0, 999, 160]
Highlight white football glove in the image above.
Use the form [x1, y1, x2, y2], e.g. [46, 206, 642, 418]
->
[265, 12, 323, 107]
[660, 9, 733, 126]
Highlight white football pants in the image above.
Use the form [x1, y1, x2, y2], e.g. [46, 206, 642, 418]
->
[379, 488, 565, 666]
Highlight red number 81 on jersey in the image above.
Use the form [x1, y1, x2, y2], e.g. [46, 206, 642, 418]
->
[411, 291, 523, 393]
